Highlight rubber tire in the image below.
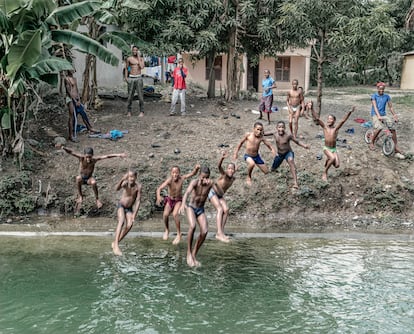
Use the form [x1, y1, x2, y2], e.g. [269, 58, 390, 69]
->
[382, 137, 395, 156]
[364, 128, 373, 144]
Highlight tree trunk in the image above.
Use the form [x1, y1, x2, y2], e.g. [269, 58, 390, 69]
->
[316, 29, 325, 116]
[207, 50, 216, 98]
[226, 28, 239, 101]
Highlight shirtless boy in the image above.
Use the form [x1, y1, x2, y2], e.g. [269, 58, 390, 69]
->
[311, 107, 356, 181]
[125, 46, 145, 117]
[233, 122, 276, 185]
[208, 151, 236, 242]
[65, 70, 98, 142]
[268, 121, 310, 189]
[62, 146, 127, 214]
[156, 164, 200, 244]
[112, 169, 142, 256]
[287, 79, 305, 138]
[179, 166, 214, 267]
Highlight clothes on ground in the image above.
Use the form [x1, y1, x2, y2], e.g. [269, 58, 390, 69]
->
[88, 129, 129, 140]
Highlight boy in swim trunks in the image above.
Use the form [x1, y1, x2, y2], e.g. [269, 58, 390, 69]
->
[156, 164, 200, 244]
[179, 166, 214, 267]
[112, 169, 142, 256]
[62, 146, 127, 214]
[311, 107, 355, 181]
[287, 79, 305, 138]
[266, 121, 310, 189]
[208, 151, 236, 242]
[233, 121, 276, 185]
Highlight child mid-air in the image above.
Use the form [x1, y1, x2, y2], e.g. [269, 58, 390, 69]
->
[233, 121, 276, 185]
[266, 121, 310, 189]
[208, 151, 236, 242]
[311, 107, 355, 181]
[62, 146, 127, 214]
[112, 169, 142, 256]
[156, 164, 200, 244]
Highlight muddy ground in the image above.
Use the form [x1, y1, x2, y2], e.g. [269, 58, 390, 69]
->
[0, 84, 413, 235]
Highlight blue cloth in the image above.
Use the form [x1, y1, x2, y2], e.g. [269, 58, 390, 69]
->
[262, 77, 275, 97]
[271, 151, 294, 170]
[244, 153, 265, 165]
[371, 93, 391, 116]
[110, 130, 124, 140]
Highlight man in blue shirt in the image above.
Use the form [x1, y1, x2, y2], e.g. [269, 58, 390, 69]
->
[370, 82, 404, 158]
[258, 69, 277, 124]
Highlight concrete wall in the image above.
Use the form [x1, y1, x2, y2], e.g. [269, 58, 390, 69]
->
[401, 54, 414, 90]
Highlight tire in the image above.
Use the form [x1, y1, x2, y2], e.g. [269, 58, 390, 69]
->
[382, 137, 395, 156]
[364, 128, 373, 144]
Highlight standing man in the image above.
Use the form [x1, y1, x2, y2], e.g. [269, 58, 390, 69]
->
[169, 57, 188, 116]
[65, 70, 98, 142]
[369, 82, 404, 158]
[258, 69, 277, 124]
[125, 46, 145, 117]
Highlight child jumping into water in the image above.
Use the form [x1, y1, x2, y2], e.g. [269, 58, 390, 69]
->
[156, 164, 200, 244]
[311, 107, 355, 181]
[180, 166, 214, 267]
[62, 146, 127, 214]
[112, 169, 142, 256]
[209, 151, 236, 242]
[267, 121, 310, 189]
[233, 121, 276, 185]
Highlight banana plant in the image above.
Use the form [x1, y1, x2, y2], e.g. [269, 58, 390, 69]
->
[0, 0, 119, 163]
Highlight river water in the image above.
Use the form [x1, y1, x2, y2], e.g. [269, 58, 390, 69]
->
[1, 234, 413, 333]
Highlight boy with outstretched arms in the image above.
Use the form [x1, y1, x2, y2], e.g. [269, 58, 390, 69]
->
[62, 146, 127, 214]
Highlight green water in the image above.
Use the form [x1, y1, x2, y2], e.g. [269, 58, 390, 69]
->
[0, 235, 413, 334]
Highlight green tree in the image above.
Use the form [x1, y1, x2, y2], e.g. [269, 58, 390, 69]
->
[278, 0, 361, 113]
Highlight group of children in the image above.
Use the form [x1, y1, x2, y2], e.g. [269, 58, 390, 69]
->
[61, 92, 355, 266]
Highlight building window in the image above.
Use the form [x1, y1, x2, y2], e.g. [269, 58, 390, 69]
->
[205, 56, 222, 81]
[275, 57, 290, 82]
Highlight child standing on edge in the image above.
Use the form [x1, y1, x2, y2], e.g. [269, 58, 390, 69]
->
[208, 151, 236, 242]
[311, 107, 356, 181]
[156, 164, 200, 244]
[267, 121, 310, 189]
[180, 166, 213, 267]
[258, 69, 277, 124]
[112, 169, 142, 256]
[233, 121, 276, 185]
[62, 146, 127, 214]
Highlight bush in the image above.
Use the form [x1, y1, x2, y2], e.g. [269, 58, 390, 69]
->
[0, 172, 36, 217]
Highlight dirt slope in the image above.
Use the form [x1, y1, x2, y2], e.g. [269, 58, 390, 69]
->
[1, 85, 413, 233]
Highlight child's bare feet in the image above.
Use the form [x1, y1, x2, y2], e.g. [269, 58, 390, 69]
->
[162, 229, 169, 241]
[96, 199, 103, 209]
[246, 177, 252, 186]
[322, 173, 328, 182]
[292, 184, 299, 190]
[138, 112, 144, 117]
[216, 234, 230, 243]
[172, 234, 181, 245]
[112, 242, 122, 256]
[187, 253, 195, 267]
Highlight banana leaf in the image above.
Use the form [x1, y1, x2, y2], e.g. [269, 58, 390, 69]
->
[46, 1, 101, 27]
[51, 29, 119, 66]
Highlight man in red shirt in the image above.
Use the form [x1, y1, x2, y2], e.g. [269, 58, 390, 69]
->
[169, 57, 188, 116]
